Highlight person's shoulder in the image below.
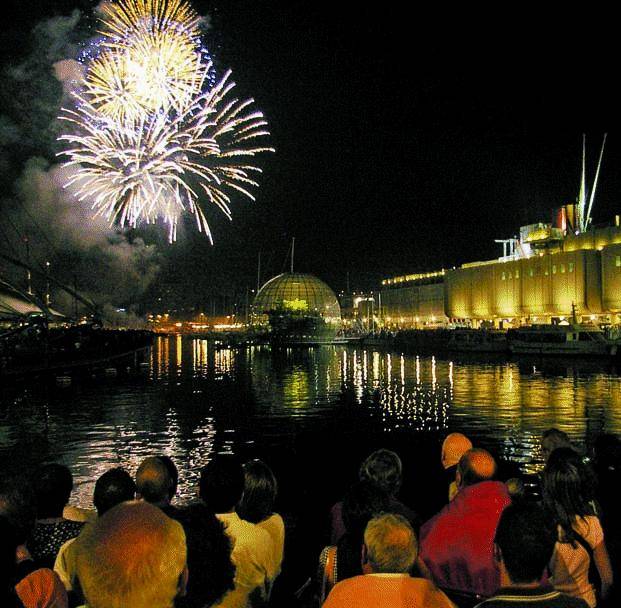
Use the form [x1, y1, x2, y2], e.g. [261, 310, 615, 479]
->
[262, 513, 284, 530]
[16, 567, 67, 602]
[233, 515, 273, 549]
[474, 590, 589, 608]
[327, 575, 366, 595]
[54, 535, 78, 566]
[406, 577, 455, 606]
[574, 514, 604, 544]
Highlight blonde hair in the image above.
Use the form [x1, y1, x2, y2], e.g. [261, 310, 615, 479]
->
[364, 513, 417, 573]
[76, 500, 186, 608]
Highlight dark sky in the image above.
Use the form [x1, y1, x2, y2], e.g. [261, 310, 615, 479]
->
[3, 1, 621, 302]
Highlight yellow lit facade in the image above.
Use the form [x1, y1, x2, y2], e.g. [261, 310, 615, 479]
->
[381, 224, 621, 327]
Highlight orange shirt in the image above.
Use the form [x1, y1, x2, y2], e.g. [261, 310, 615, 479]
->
[323, 574, 456, 608]
[15, 568, 68, 608]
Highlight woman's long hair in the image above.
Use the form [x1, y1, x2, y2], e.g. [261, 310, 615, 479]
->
[542, 447, 597, 545]
[237, 459, 278, 524]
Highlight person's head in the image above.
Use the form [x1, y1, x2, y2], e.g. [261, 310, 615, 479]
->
[32, 463, 73, 519]
[237, 459, 278, 524]
[136, 457, 173, 507]
[0, 475, 36, 545]
[93, 468, 136, 517]
[505, 478, 525, 501]
[541, 428, 573, 462]
[457, 448, 497, 489]
[76, 501, 187, 608]
[156, 456, 179, 501]
[441, 433, 473, 470]
[363, 513, 417, 574]
[542, 447, 595, 538]
[494, 503, 556, 585]
[342, 480, 390, 538]
[199, 455, 244, 513]
[359, 449, 403, 496]
[176, 503, 235, 607]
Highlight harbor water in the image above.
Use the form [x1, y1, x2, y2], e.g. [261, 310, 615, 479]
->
[2, 335, 621, 513]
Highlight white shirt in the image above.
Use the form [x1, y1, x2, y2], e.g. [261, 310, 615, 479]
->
[549, 515, 604, 608]
[257, 513, 285, 577]
[214, 512, 276, 608]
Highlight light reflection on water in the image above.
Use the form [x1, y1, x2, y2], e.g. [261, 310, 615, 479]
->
[1, 335, 621, 507]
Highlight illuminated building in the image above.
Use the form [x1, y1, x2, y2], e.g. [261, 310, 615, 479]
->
[380, 218, 621, 328]
[252, 273, 341, 341]
[380, 137, 618, 328]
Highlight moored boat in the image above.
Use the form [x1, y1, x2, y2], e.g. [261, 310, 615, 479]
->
[507, 323, 618, 356]
[447, 328, 509, 353]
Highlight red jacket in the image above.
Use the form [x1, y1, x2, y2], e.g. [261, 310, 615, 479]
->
[419, 480, 511, 598]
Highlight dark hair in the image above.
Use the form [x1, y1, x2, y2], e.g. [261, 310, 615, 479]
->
[0, 516, 20, 607]
[542, 428, 573, 460]
[199, 456, 244, 513]
[0, 475, 36, 545]
[336, 481, 391, 581]
[542, 447, 596, 545]
[93, 468, 136, 516]
[173, 503, 235, 608]
[495, 504, 556, 583]
[237, 460, 278, 524]
[32, 463, 73, 519]
[157, 456, 179, 501]
[359, 449, 402, 496]
[135, 457, 172, 505]
[342, 480, 389, 536]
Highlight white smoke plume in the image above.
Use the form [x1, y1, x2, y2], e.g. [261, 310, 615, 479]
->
[0, 9, 162, 325]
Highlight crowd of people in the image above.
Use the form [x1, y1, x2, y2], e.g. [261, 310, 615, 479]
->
[1, 428, 619, 608]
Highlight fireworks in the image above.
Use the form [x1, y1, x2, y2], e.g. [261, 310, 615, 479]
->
[59, 0, 273, 242]
[87, 0, 205, 120]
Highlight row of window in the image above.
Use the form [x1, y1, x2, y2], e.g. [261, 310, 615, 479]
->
[500, 255, 621, 281]
[501, 256, 621, 281]
[501, 262, 577, 281]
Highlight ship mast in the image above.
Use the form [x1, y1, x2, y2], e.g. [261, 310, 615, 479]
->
[585, 133, 607, 231]
[577, 134, 587, 232]
[577, 134, 607, 233]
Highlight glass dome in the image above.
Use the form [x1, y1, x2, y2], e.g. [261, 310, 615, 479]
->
[253, 273, 341, 323]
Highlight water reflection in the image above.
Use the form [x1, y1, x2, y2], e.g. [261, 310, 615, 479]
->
[2, 335, 621, 506]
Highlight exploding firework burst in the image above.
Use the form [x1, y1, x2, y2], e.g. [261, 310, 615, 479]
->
[85, 38, 205, 122]
[59, 65, 273, 242]
[60, 0, 273, 242]
[98, 0, 202, 43]
[87, 0, 206, 119]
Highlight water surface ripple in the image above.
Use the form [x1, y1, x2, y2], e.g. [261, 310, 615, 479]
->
[2, 336, 620, 506]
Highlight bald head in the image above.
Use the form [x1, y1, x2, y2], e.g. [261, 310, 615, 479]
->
[458, 448, 497, 488]
[76, 501, 186, 608]
[441, 433, 473, 469]
[136, 457, 172, 506]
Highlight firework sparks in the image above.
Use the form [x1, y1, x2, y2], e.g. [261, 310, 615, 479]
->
[87, 0, 206, 119]
[59, 0, 273, 242]
[59, 65, 273, 242]
[85, 38, 205, 122]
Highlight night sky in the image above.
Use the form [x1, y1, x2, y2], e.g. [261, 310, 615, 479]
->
[2, 1, 621, 310]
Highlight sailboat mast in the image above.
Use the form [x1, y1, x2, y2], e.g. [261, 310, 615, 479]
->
[291, 237, 295, 273]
